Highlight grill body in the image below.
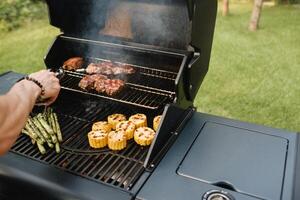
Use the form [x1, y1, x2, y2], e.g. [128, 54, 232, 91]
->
[0, 0, 219, 199]
[6, 36, 195, 197]
[0, 0, 299, 199]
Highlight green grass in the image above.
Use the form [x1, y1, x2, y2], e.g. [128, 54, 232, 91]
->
[0, 20, 59, 74]
[196, 4, 300, 132]
[0, 3, 299, 132]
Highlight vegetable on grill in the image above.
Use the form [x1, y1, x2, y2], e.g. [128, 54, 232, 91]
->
[21, 108, 63, 155]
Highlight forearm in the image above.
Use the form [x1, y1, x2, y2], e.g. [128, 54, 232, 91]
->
[0, 80, 40, 154]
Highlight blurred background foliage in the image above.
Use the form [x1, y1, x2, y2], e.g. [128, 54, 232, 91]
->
[0, 0, 45, 31]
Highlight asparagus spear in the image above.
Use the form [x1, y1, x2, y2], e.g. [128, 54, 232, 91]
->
[30, 116, 54, 148]
[55, 143, 60, 154]
[45, 107, 54, 128]
[21, 128, 30, 136]
[22, 128, 33, 139]
[48, 108, 57, 134]
[52, 112, 63, 142]
[37, 141, 46, 154]
[24, 121, 44, 143]
[22, 128, 37, 143]
[32, 117, 50, 140]
[37, 114, 58, 144]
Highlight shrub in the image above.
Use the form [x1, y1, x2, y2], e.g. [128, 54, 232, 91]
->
[0, 0, 45, 31]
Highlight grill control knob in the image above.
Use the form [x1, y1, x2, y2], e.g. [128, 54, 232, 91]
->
[203, 190, 234, 200]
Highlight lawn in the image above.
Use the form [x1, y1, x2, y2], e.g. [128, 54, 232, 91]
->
[196, 4, 300, 132]
[0, 3, 299, 132]
[0, 20, 59, 74]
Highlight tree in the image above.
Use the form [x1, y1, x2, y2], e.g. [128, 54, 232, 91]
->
[249, 0, 264, 31]
[222, 0, 229, 16]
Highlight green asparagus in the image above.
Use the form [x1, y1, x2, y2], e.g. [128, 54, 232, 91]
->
[37, 142, 46, 154]
[55, 143, 60, 154]
[21, 108, 63, 155]
[53, 112, 63, 142]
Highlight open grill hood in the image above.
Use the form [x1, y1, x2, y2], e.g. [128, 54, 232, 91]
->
[45, 0, 217, 100]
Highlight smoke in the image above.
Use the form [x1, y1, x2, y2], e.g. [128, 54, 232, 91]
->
[129, 0, 191, 49]
[75, 0, 190, 79]
[83, 0, 190, 49]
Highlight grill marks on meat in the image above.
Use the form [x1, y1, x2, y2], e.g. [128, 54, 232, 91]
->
[86, 62, 114, 75]
[104, 79, 125, 96]
[63, 57, 83, 71]
[86, 61, 135, 75]
[79, 74, 125, 96]
[64, 58, 131, 95]
[78, 74, 108, 91]
[113, 63, 136, 74]
[62, 57, 136, 75]
[94, 80, 106, 93]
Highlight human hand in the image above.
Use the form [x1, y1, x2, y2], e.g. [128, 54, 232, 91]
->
[29, 70, 61, 105]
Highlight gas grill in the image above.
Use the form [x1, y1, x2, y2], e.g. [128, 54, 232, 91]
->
[3, 0, 217, 197]
[1, 0, 300, 200]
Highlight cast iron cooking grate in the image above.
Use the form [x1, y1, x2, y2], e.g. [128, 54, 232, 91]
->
[11, 135, 145, 190]
[60, 72, 173, 110]
[10, 93, 160, 191]
[59, 57, 176, 110]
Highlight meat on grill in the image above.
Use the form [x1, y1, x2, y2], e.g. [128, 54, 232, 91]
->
[103, 79, 125, 96]
[94, 79, 106, 93]
[78, 74, 108, 90]
[79, 74, 125, 96]
[86, 62, 114, 75]
[63, 57, 83, 71]
[113, 63, 136, 75]
[86, 61, 135, 75]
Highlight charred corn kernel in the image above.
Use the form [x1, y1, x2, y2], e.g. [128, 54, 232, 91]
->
[107, 114, 126, 129]
[153, 115, 162, 132]
[134, 127, 156, 146]
[88, 130, 108, 148]
[129, 113, 147, 128]
[116, 121, 136, 140]
[92, 121, 112, 132]
[108, 130, 127, 150]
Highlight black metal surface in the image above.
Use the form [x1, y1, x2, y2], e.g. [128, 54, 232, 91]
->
[137, 112, 300, 200]
[177, 122, 288, 200]
[45, 0, 191, 50]
[187, 0, 217, 100]
[293, 133, 300, 200]
[10, 90, 163, 191]
[144, 104, 195, 168]
[44, 35, 185, 74]
[0, 71, 24, 94]
[0, 152, 135, 200]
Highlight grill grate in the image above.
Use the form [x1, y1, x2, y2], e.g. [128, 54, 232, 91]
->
[58, 57, 177, 109]
[60, 72, 174, 110]
[85, 57, 177, 81]
[11, 93, 160, 191]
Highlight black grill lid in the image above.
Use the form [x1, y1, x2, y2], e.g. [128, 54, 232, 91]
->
[45, 0, 216, 51]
